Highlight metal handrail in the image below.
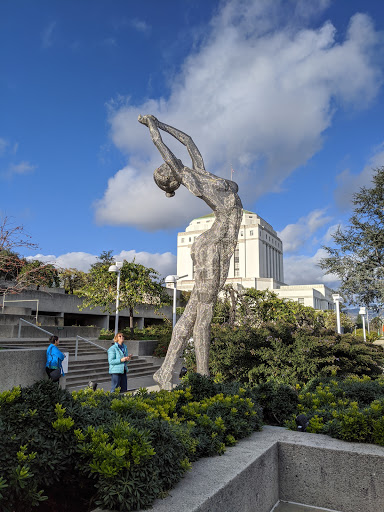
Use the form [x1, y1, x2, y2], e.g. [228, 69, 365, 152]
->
[3, 297, 39, 323]
[75, 335, 107, 361]
[18, 318, 54, 338]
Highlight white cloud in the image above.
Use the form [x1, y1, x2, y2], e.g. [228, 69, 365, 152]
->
[95, 1, 383, 231]
[41, 21, 57, 49]
[94, 164, 208, 230]
[0, 138, 9, 156]
[5, 161, 36, 178]
[334, 144, 384, 210]
[30, 249, 176, 278]
[130, 19, 151, 35]
[284, 248, 339, 287]
[278, 208, 332, 253]
[322, 223, 342, 244]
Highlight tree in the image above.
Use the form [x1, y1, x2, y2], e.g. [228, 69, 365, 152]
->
[319, 167, 384, 309]
[0, 216, 39, 294]
[17, 260, 60, 289]
[213, 287, 324, 330]
[59, 268, 88, 294]
[77, 255, 171, 334]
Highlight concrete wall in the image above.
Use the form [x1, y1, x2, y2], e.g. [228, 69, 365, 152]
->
[94, 339, 159, 356]
[0, 348, 66, 392]
[2, 325, 101, 338]
[93, 426, 384, 512]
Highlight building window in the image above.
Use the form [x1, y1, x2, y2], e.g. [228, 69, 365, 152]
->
[234, 245, 240, 277]
[298, 298, 304, 304]
[197, 221, 200, 224]
[240, 231, 243, 236]
[181, 238, 184, 243]
[250, 230, 253, 236]
[189, 237, 191, 242]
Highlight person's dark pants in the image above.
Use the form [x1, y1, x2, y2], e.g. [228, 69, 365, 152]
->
[111, 372, 127, 393]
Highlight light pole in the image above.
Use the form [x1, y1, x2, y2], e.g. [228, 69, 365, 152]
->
[332, 294, 342, 334]
[109, 261, 123, 337]
[165, 274, 188, 329]
[359, 306, 367, 342]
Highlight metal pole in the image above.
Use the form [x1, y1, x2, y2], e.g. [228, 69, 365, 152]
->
[172, 283, 177, 329]
[335, 299, 341, 334]
[2, 292, 5, 313]
[362, 315, 366, 342]
[18, 318, 21, 338]
[114, 269, 121, 337]
[36, 300, 39, 325]
[75, 336, 79, 361]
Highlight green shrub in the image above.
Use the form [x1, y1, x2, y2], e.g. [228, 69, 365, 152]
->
[251, 381, 298, 425]
[289, 376, 384, 446]
[0, 375, 262, 511]
[195, 323, 384, 386]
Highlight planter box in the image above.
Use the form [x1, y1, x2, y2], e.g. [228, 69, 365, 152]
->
[93, 426, 384, 512]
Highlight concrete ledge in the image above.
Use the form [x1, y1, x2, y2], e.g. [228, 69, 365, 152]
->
[0, 348, 66, 391]
[125, 339, 159, 356]
[95, 339, 159, 356]
[93, 426, 384, 512]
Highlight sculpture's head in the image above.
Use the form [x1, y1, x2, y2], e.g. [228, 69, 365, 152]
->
[153, 163, 181, 197]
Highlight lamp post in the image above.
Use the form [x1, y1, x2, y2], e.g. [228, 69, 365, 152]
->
[165, 274, 188, 329]
[359, 306, 366, 342]
[332, 294, 342, 334]
[109, 261, 123, 337]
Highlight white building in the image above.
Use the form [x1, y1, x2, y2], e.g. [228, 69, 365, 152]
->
[174, 210, 334, 310]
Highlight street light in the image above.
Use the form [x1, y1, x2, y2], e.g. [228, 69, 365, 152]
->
[332, 294, 342, 334]
[165, 274, 188, 329]
[109, 261, 123, 337]
[359, 306, 367, 342]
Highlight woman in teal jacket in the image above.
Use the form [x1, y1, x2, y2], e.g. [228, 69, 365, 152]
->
[46, 336, 65, 382]
[108, 333, 132, 392]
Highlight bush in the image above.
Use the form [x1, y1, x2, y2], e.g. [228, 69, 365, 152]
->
[290, 376, 384, 446]
[0, 375, 262, 511]
[251, 381, 298, 426]
[192, 323, 384, 386]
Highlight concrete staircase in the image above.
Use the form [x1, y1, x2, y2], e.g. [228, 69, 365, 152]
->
[0, 337, 162, 392]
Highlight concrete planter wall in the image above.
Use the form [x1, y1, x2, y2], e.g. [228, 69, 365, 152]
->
[0, 348, 66, 392]
[96, 339, 159, 356]
[93, 426, 384, 512]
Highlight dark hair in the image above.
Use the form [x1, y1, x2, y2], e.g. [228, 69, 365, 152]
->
[49, 335, 59, 344]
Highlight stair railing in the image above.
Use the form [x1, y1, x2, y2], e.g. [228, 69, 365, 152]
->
[75, 335, 107, 361]
[4, 298, 39, 324]
[18, 318, 54, 338]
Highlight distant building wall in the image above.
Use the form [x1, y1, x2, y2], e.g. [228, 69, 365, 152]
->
[174, 211, 334, 311]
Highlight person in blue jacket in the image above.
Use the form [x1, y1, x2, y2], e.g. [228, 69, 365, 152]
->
[108, 332, 132, 392]
[46, 336, 65, 382]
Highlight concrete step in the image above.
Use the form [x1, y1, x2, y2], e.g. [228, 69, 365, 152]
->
[0, 336, 163, 393]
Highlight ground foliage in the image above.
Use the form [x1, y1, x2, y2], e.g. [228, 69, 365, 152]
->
[286, 375, 384, 445]
[0, 375, 262, 512]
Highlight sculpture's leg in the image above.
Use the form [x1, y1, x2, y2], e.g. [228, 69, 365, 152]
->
[193, 302, 214, 376]
[153, 294, 198, 389]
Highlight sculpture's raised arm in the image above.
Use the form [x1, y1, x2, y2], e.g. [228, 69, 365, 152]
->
[138, 115, 206, 173]
[138, 115, 183, 177]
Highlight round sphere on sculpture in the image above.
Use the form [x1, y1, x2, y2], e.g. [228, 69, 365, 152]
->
[153, 163, 180, 196]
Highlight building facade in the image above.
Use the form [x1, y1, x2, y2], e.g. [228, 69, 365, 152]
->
[174, 210, 334, 311]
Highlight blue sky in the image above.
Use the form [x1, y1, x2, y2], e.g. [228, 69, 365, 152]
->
[1, 0, 384, 287]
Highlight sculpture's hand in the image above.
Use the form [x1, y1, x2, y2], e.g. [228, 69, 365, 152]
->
[138, 114, 158, 126]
